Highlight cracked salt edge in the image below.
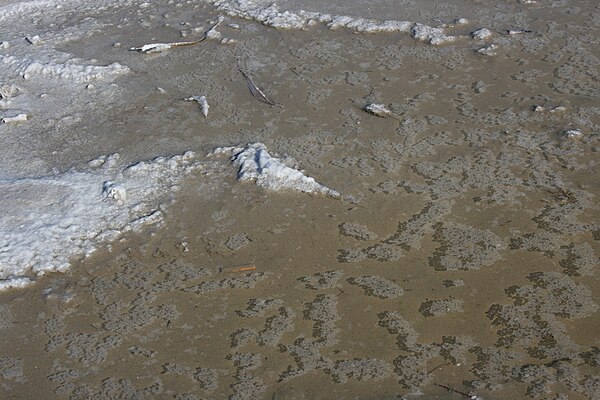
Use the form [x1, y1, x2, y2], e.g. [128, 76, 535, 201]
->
[0, 152, 201, 290]
[0, 0, 144, 24]
[211, 143, 340, 198]
[210, 0, 459, 45]
[0, 54, 129, 82]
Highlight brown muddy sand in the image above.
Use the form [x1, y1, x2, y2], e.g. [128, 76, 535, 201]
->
[0, 0, 599, 399]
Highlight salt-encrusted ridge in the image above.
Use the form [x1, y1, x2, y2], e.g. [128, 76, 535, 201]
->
[212, 143, 340, 197]
[210, 0, 457, 44]
[0, 54, 129, 82]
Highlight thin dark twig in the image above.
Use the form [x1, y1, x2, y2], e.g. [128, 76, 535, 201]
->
[238, 69, 277, 106]
[435, 383, 474, 399]
[428, 362, 451, 374]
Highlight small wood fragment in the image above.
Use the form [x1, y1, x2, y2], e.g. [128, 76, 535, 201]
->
[219, 263, 256, 273]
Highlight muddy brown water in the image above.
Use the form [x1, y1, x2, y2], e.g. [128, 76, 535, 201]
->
[1, 0, 599, 399]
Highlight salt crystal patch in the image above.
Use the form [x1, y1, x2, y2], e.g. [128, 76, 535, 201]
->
[0, 83, 20, 100]
[564, 129, 582, 138]
[213, 1, 448, 44]
[212, 143, 340, 198]
[102, 181, 127, 204]
[0, 277, 32, 291]
[411, 23, 456, 45]
[2, 113, 28, 123]
[26, 35, 42, 45]
[0, 54, 129, 82]
[507, 29, 531, 35]
[0, 152, 201, 290]
[476, 44, 498, 56]
[472, 28, 493, 40]
[364, 103, 392, 117]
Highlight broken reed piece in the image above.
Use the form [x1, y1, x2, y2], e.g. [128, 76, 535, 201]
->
[434, 383, 481, 400]
[219, 263, 257, 273]
[130, 38, 206, 54]
[185, 95, 209, 118]
[130, 17, 225, 54]
[238, 69, 277, 106]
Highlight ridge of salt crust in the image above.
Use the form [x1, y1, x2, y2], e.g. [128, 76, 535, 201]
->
[0, 55, 129, 82]
[210, 0, 457, 44]
[0, 152, 201, 290]
[212, 143, 340, 198]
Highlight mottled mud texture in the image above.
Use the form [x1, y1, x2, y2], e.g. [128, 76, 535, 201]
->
[1, 0, 600, 399]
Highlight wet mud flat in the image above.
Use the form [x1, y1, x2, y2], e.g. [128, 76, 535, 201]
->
[1, 0, 600, 399]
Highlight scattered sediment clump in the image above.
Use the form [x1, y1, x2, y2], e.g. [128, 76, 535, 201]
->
[476, 44, 498, 56]
[338, 222, 378, 241]
[363, 103, 394, 118]
[443, 279, 465, 288]
[237, 298, 283, 318]
[298, 270, 344, 290]
[338, 243, 402, 263]
[410, 23, 456, 45]
[181, 272, 269, 294]
[225, 233, 251, 250]
[348, 276, 404, 299]
[487, 272, 598, 350]
[419, 298, 464, 317]
[304, 294, 340, 345]
[256, 306, 296, 347]
[0, 357, 24, 382]
[472, 28, 493, 40]
[325, 358, 393, 383]
[429, 223, 504, 271]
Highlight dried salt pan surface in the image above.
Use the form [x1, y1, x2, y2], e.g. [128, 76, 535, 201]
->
[212, 143, 340, 197]
[0, 152, 201, 290]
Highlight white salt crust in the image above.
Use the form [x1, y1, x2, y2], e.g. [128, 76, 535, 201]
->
[212, 143, 340, 198]
[0, 152, 201, 289]
[0, 55, 129, 82]
[210, 0, 457, 44]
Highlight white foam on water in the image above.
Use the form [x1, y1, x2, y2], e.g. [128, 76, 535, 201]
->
[0, 152, 201, 289]
[212, 143, 340, 198]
